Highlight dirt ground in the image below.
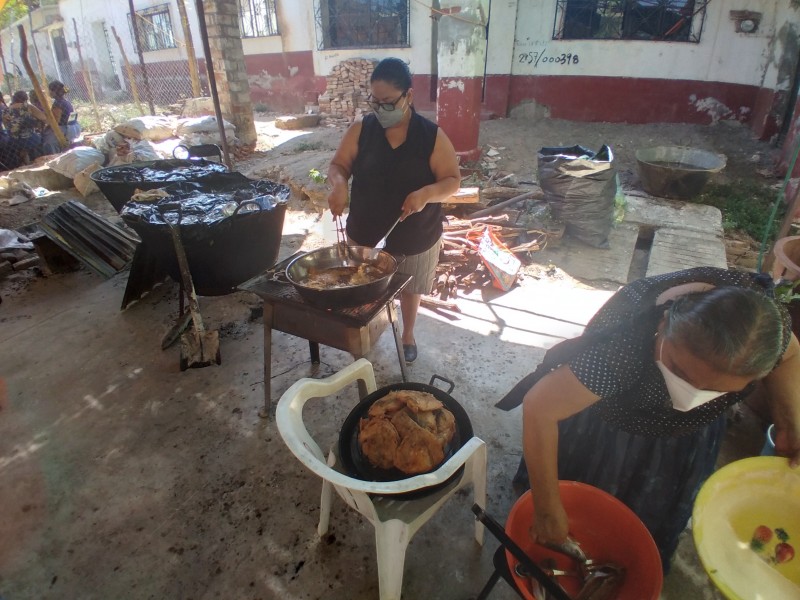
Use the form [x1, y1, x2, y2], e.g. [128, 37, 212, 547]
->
[0, 114, 789, 600]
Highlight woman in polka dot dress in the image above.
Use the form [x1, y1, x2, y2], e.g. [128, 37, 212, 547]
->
[502, 266, 800, 572]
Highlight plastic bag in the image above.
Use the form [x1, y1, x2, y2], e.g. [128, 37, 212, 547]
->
[46, 147, 106, 179]
[537, 145, 616, 249]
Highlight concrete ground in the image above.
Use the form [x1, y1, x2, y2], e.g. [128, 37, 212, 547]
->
[0, 116, 780, 600]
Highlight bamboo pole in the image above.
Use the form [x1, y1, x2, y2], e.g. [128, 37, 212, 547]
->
[18, 25, 67, 150]
[26, 4, 48, 90]
[111, 25, 144, 116]
[194, 0, 233, 169]
[127, 0, 155, 115]
[72, 19, 102, 133]
[175, 0, 202, 97]
[0, 37, 10, 97]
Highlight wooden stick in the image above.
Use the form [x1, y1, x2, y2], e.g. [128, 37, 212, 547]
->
[420, 297, 460, 312]
[27, 9, 48, 90]
[18, 26, 67, 149]
[111, 25, 144, 116]
[468, 190, 544, 219]
[194, 0, 234, 169]
[128, 0, 155, 115]
[0, 37, 10, 96]
[175, 0, 202, 98]
[72, 19, 102, 132]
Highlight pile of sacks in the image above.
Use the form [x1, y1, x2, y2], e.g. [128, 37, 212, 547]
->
[44, 114, 237, 197]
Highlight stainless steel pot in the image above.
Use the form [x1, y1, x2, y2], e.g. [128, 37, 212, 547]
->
[285, 245, 399, 309]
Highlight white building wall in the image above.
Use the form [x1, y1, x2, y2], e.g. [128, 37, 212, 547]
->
[507, 0, 786, 88]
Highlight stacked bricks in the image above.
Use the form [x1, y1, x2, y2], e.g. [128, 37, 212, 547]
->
[318, 59, 377, 122]
[203, 0, 257, 145]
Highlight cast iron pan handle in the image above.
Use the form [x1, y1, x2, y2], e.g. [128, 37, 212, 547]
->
[428, 374, 455, 395]
[232, 200, 262, 215]
[471, 504, 572, 600]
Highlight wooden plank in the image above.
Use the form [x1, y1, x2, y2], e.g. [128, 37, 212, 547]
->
[445, 187, 480, 204]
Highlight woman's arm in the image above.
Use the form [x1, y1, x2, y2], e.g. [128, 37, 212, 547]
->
[50, 105, 63, 125]
[326, 122, 362, 216]
[764, 332, 800, 467]
[399, 128, 461, 220]
[523, 364, 600, 544]
[29, 104, 47, 123]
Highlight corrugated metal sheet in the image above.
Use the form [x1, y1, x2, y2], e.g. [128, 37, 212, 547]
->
[39, 200, 139, 279]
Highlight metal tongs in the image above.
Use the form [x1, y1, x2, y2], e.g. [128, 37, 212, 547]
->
[333, 214, 353, 263]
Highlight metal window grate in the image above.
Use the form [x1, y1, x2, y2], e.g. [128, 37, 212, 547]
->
[239, 0, 279, 38]
[128, 3, 177, 52]
[553, 0, 706, 43]
[313, 0, 410, 50]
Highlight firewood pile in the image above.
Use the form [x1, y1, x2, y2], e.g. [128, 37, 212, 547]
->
[423, 189, 566, 311]
[318, 59, 377, 124]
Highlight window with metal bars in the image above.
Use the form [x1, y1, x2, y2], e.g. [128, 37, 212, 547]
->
[553, 1, 706, 43]
[314, 0, 410, 50]
[239, 0, 279, 37]
[128, 3, 176, 52]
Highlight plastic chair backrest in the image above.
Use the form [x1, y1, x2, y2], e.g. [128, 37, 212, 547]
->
[276, 359, 481, 495]
[179, 143, 223, 162]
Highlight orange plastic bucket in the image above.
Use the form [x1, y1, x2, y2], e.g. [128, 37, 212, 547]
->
[505, 482, 663, 600]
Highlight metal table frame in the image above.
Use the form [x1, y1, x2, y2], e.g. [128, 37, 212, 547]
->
[239, 256, 410, 417]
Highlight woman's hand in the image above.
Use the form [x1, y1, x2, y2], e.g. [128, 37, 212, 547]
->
[327, 183, 348, 217]
[530, 501, 570, 546]
[400, 189, 428, 220]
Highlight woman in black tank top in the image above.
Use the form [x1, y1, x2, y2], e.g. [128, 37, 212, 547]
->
[326, 58, 461, 363]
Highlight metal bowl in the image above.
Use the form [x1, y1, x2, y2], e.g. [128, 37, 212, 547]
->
[285, 245, 398, 309]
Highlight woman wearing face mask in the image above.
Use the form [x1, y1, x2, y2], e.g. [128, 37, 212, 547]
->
[326, 58, 460, 364]
[496, 266, 800, 573]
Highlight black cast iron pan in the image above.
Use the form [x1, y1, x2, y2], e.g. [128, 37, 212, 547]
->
[338, 375, 473, 500]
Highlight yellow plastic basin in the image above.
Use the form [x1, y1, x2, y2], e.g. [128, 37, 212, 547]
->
[693, 457, 800, 599]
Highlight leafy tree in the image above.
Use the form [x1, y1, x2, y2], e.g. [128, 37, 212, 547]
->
[0, 0, 32, 31]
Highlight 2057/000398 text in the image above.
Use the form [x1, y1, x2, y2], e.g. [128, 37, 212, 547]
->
[518, 51, 579, 67]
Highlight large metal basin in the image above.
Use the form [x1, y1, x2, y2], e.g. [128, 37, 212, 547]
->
[636, 146, 726, 200]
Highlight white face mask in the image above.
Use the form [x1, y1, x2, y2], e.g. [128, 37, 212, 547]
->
[655, 338, 726, 412]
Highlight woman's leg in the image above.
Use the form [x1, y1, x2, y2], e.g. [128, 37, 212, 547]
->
[399, 291, 421, 346]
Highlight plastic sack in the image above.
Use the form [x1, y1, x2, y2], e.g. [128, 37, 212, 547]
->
[537, 144, 616, 249]
[47, 147, 106, 179]
[74, 161, 102, 196]
[114, 115, 177, 142]
[176, 116, 235, 138]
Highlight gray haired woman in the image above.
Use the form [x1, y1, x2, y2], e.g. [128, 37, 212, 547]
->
[498, 266, 800, 573]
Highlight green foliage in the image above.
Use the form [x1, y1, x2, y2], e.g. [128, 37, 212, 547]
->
[0, 0, 30, 30]
[293, 141, 323, 153]
[696, 180, 784, 244]
[308, 168, 326, 184]
[775, 279, 800, 305]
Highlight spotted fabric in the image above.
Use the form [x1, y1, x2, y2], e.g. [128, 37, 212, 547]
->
[568, 267, 791, 437]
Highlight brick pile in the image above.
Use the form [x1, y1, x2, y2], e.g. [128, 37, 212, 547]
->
[318, 59, 377, 122]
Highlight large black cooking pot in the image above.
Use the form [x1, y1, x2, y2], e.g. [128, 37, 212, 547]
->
[285, 245, 399, 309]
[120, 173, 289, 296]
[338, 376, 473, 499]
[92, 159, 230, 213]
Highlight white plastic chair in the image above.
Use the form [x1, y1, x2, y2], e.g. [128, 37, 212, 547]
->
[276, 358, 487, 600]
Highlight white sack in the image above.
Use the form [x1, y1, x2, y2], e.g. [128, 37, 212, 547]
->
[46, 147, 106, 179]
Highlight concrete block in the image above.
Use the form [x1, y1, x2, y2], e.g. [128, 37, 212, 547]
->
[181, 97, 215, 117]
[646, 228, 728, 277]
[8, 165, 73, 191]
[623, 194, 724, 236]
[533, 223, 639, 285]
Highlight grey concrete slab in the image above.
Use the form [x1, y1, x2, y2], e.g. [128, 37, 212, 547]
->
[623, 193, 725, 236]
[647, 228, 729, 277]
[531, 223, 640, 285]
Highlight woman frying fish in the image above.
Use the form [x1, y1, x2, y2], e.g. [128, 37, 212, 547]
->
[498, 266, 800, 572]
